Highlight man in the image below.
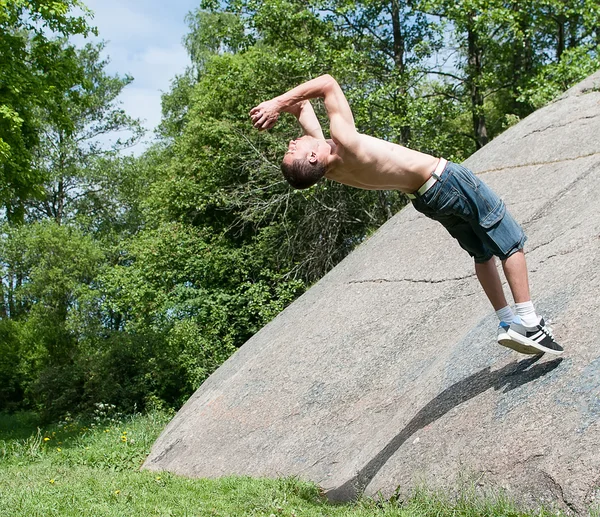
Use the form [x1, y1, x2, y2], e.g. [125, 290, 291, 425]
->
[250, 74, 563, 355]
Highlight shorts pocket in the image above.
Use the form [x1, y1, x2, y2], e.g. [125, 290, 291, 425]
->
[421, 181, 471, 218]
[479, 199, 506, 228]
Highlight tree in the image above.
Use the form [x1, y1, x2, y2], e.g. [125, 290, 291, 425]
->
[0, 0, 95, 221]
[26, 41, 145, 226]
[0, 220, 104, 416]
[317, 0, 442, 145]
[515, 0, 600, 109]
[417, 0, 600, 149]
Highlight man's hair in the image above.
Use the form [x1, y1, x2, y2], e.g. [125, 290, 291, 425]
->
[281, 158, 327, 189]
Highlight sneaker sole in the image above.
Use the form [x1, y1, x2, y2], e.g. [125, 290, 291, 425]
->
[498, 333, 545, 355]
[506, 329, 564, 356]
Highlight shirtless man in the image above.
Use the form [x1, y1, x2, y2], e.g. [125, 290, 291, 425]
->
[250, 74, 563, 355]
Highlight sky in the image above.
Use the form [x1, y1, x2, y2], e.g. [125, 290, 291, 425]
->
[78, 0, 200, 154]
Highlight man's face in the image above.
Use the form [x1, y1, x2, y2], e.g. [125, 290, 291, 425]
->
[284, 135, 327, 164]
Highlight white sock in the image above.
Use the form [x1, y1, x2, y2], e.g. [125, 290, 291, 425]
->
[495, 305, 515, 324]
[515, 301, 540, 327]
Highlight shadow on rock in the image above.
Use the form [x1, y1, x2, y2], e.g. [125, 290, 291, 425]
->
[327, 356, 563, 501]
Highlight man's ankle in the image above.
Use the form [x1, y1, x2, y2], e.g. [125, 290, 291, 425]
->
[515, 301, 540, 327]
[495, 305, 515, 324]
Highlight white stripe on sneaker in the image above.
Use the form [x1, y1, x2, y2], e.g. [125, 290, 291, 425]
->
[534, 330, 546, 340]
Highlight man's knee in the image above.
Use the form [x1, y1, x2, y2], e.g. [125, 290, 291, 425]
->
[501, 248, 525, 264]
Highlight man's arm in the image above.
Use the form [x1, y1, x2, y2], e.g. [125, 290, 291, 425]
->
[287, 100, 325, 139]
[249, 75, 357, 144]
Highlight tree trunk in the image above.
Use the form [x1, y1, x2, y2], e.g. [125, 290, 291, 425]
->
[390, 0, 411, 144]
[556, 14, 566, 61]
[390, 0, 405, 72]
[7, 270, 15, 319]
[510, 2, 534, 117]
[56, 178, 64, 225]
[0, 279, 7, 319]
[55, 131, 66, 225]
[467, 20, 488, 149]
[567, 15, 580, 49]
[378, 191, 394, 220]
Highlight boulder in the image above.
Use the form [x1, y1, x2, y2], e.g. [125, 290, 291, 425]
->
[143, 71, 600, 514]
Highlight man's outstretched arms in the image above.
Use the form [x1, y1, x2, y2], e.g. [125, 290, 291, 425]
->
[249, 74, 357, 144]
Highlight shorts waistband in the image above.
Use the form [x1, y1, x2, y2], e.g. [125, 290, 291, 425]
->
[406, 158, 448, 200]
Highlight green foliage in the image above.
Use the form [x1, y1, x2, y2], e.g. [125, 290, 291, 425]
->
[25, 41, 145, 226]
[95, 221, 305, 408]
[0, 221, 104, 417]
[416, 0, 600, 146]
[184, 8, 252, 69]
[0, 319, 22, 409]
[0, 0, 95, 220]
[519, 45, 600, 109]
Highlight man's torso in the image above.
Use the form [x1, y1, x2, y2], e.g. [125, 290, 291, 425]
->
[325, 133, 441, 192]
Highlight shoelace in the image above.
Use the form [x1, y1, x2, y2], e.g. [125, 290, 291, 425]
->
[540, 321, 555, 339]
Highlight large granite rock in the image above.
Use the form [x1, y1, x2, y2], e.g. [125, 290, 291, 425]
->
[143, 71, 600, 514]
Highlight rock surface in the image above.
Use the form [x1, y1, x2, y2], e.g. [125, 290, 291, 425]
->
[143, 71, 600, 514]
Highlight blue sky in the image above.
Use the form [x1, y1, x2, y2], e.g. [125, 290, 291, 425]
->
[80, 0, 200, 153]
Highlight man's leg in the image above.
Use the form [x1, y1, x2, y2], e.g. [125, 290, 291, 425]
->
[501, 249, 563, 354]
[502, 249, 545, 326]
[475, 257, 516, 333]
[474, 257, 509, 310]
[500, 249, 530, 304]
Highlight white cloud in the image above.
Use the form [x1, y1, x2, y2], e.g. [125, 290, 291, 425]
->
[104, 44, 190, 93]
[95, 9, 157, 41]
[138, 45, 190, 86]
[84, 0, 169, 43]
[118, 87, 156, 126]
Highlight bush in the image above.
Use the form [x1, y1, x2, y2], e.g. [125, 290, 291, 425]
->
[0, 319, 23, 411]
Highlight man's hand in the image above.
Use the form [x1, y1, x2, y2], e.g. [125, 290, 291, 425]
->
[249, 99, 282, 131]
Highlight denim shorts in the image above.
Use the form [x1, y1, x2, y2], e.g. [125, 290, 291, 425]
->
[410, 161, 527, 263]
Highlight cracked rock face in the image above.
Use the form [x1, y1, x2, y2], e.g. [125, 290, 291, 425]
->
[143, 71, 600, 515]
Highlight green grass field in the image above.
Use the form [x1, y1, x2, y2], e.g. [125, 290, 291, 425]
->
[0, 411, 569, 517]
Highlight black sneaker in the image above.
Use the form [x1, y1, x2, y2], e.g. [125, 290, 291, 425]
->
[497, 321, 544, 355]
[507, 318, 564, 355]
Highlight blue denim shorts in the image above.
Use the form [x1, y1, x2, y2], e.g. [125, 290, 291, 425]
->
[410, 161, 527, 263]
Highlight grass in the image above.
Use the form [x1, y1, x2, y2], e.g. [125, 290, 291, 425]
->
[0, 410, 572, 517]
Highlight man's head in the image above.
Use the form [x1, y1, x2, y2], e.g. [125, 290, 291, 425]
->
[281, 136, 330, 189]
